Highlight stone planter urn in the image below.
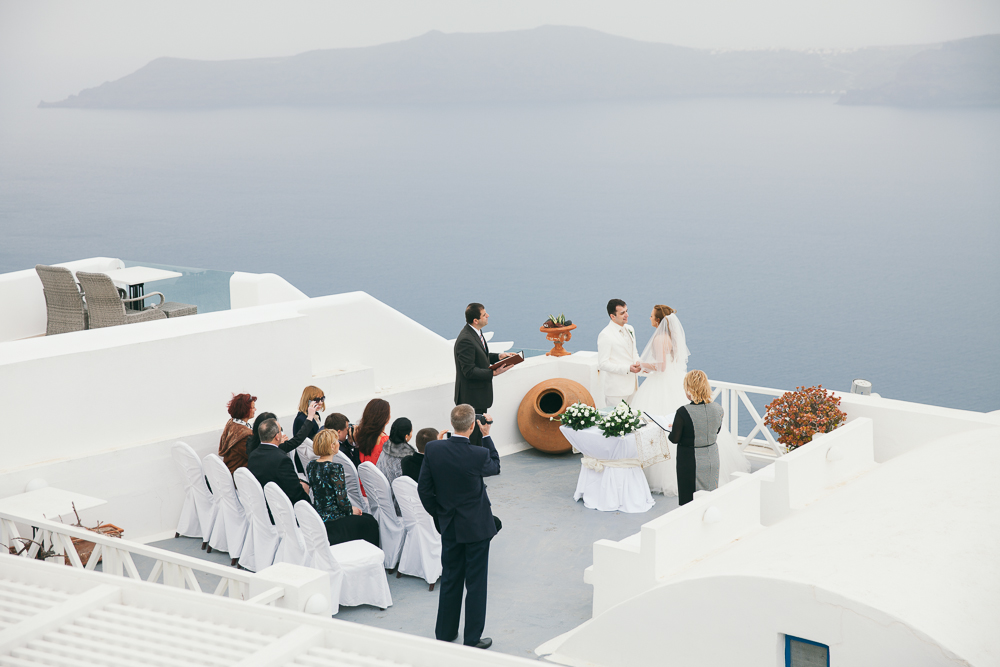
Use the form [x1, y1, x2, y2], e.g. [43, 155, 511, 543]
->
[540, 323, 577, 357]
[517, 378, 595, 453]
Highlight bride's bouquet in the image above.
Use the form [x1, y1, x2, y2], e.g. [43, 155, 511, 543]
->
[599, 401, 644, 438]
[552, 402, 601, 431]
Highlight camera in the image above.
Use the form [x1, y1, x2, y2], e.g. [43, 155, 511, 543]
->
[475, 414, 493, 426]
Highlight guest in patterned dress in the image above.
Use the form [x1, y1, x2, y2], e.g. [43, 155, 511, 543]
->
[307, 430, 380, 547]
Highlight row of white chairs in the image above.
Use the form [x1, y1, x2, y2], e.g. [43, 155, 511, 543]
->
[358, 462, 443, 589]
[171, 441, 393, 613]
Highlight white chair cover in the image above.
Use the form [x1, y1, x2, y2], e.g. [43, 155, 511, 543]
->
[289, 437, 316, 485]
[392, 476, 442, 585]
[233, 468, 280, 572]
[294, 501, 392, 614]
[171, 441, 217, 544]
[358, 462, 405, 569]
[202, 454, 248, 557]
[334, 451, 369, 514]
[264, 482, 306, 566]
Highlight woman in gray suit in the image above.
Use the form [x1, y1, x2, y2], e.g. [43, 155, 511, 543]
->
[668, 370, 724, 505]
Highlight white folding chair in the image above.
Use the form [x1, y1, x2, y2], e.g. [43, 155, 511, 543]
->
[264, 482, 306, 567]
[392, 476, 442, 589]
[233, 468, 280, 572]
[334, 451, 369, 514]
[202, 454, 248, 564]
[171, 441, 217, 549]
[358, 462, 405, 570]
[294, 501, 392, 615]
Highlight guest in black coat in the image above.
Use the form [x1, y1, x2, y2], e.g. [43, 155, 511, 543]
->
[418, 404, 500, 650]
[246, 410, 315, 458]
[402, 427, 443, 482]
[324, 412, 360, 468]
[247, 418, 311, 509]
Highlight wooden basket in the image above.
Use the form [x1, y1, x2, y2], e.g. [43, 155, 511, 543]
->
[68, 523, 124, 566]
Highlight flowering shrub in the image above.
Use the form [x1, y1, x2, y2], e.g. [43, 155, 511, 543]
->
[764, 385, 846, 451]
[598, 401, 644, 438]
[552, 402, 600, 431]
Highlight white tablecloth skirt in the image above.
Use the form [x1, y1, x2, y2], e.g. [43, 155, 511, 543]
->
[561, 425, 655, 513]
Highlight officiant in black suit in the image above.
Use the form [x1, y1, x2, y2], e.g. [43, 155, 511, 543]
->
[418, 404, 500, 649]
[454, 303, 513, 445]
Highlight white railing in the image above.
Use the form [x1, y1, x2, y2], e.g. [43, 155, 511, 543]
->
[710, 380, 786, 457]
[0, 513, 270, 603]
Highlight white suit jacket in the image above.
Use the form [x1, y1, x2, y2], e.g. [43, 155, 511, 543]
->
[597, 321, 640, 397]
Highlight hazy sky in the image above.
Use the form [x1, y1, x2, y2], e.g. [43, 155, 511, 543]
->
[2, 0, 999, 105]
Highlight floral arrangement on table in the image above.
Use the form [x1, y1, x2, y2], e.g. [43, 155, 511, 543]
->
[551, 402, 601, 431]
[598, 401, 645, 438]
[542, 313, 573, 328]
[763, 385, 846, 451]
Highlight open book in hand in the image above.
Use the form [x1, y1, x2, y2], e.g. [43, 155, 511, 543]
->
[490, 352, 525, 372]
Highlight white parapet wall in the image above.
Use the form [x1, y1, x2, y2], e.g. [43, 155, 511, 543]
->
[585, 417, 876, 617]
[230, 271, 308, 309]
[0, 257, 124, 343]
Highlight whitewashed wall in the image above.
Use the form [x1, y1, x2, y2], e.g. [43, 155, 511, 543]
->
[0, 257, 124, 343]
[542, 576, 963, 667]
[839, 392, 999, 462]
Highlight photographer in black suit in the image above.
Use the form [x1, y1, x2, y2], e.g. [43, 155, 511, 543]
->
[454, 303, 513, 445]
[418, 404, 500, 650]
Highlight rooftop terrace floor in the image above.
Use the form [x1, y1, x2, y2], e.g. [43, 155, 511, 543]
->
[147, 448, 769, 660]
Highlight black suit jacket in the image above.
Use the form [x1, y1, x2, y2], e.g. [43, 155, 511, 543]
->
[454, 324, 499, 411]
[247, 443, 310, 507]
[418, 435, 500, 543]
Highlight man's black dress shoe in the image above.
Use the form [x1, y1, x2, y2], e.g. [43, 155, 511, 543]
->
[471, 638, 492, 650]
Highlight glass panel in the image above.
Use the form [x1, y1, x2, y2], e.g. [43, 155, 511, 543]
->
[122, 260, 232, 314]
[789, 638, 829, 667]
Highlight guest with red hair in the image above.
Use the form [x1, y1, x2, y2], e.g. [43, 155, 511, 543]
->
[219, 393, 256, 474]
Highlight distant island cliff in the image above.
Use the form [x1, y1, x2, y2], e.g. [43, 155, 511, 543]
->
[39, 27, 1000, 110]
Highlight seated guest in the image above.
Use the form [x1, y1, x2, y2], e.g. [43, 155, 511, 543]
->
[246, 406, 316, 458]
[247, 418, 310, 508]
[219, 393, 256, 474]
[308, 430, 381, 547]
[324, 412, 360, 468]
[377, 417, 415, 515]
[401, 427, 443, 482]
[293, 386, 325, 439]
[355, 398, 391, 466]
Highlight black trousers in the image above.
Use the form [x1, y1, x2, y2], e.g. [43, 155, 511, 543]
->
[435, 523, 491, 646]
[676, 446, 696, 506]
[324, 513, 380, 548]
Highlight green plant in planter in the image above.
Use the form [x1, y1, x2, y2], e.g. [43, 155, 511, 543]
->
[542, 313, 573, 328]
[764, 385, 846, 451]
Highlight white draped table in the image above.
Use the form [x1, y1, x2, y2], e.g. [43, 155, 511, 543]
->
[561, 425, 655, 513]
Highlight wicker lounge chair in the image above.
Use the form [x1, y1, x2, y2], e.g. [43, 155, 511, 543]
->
[76, 271, 168, 328]
[35, 265, 87, 335]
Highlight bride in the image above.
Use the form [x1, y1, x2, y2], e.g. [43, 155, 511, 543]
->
[630, 305, 750, 496]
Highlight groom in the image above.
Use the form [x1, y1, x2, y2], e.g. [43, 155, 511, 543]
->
[597, 299, 641, 407]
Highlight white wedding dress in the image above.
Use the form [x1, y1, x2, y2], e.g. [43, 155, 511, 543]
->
[631, 314, 750, 496]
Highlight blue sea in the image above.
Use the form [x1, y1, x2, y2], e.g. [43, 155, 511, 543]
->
[1, 97, 997, 411]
